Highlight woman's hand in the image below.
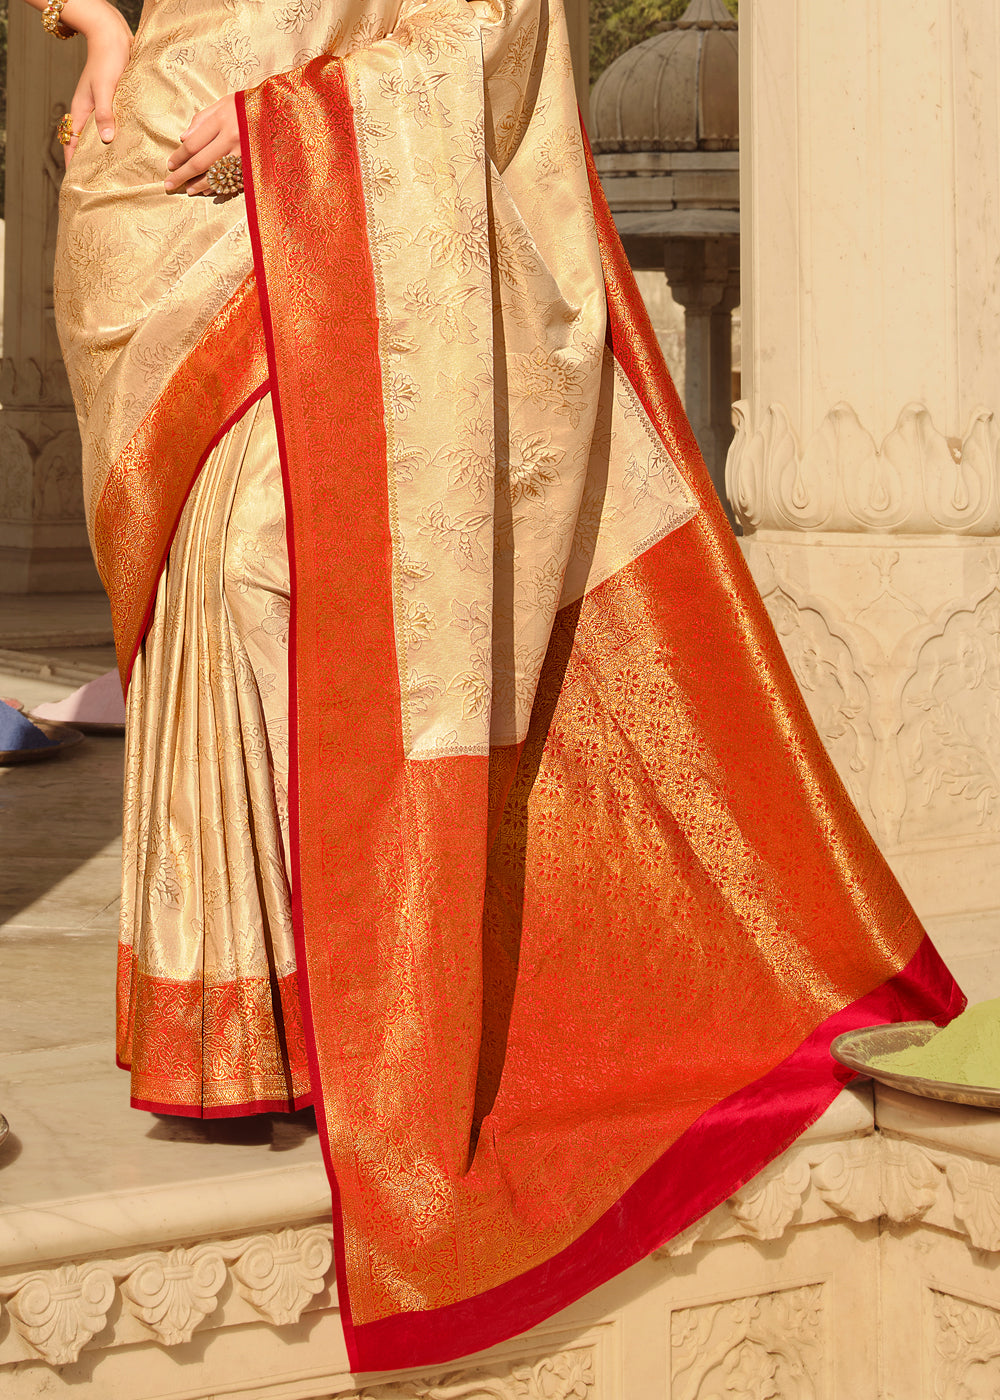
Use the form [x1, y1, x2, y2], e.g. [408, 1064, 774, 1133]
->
[165, 94, 241, 195]
[55, 0, 133, 168]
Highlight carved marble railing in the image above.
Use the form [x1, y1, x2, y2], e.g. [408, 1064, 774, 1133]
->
[665, 1105, 1000, 1255]
[0, 1226, 333, 1366]
[4, 1086, 1000, 1398]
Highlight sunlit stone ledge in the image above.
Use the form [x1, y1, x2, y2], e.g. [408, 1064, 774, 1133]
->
[3, 1083, 1000, 1397]
[0, 1160, 331, 1274]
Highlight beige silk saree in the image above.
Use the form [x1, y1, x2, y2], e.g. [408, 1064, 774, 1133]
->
[56, 0, 962, 1370]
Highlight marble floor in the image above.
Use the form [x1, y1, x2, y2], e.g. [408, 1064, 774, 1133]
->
[0, 591, 115, 650]
[0, 597, 325, 1258]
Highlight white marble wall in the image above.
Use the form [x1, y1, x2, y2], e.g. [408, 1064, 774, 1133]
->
[730, 0, 1000, 999]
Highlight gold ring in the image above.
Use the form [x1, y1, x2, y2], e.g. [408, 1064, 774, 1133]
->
[57, 113, 78, 146]
[206, 153, 243, 197]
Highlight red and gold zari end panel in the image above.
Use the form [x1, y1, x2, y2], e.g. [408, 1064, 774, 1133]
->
[92, 275, 268, 686]
[581, 127, 940, 983]
[116, 946, 311, 1118]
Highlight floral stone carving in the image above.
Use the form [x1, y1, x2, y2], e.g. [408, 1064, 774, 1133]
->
[671, 1286, 823, 1400]
[230, 1225, 332, 1325]
[749, 551, 1000, 847]
[897, 588, 1000, 842]
[653, 1130, 999, 1257]
[945, 1158, 1000, 1252]
[5, 1262, 115, 1365]
[879, 1137, 943, 1224]
[728, 1156, 812, 1239]
[933, 1290, 1000, 1400]
[728, 400, 1000, 536]
[810, 1136, 882, 1222]
[119, 1244, 227, 1345]
[759, 582, 877, 833]
[0, 1224, 337, 1367]
[345, 1344, 596, 1399]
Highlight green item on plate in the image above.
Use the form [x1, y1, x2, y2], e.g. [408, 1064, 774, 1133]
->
[872, 998, 1000, 1089]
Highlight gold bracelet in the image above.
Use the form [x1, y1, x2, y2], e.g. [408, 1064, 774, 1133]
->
[42, 0, 76, 40]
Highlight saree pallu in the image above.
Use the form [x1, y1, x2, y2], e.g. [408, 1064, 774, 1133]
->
[56, 0, 963, 1372]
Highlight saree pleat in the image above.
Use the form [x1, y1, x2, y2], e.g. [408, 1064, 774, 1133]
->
[117, 394, 310, 1115]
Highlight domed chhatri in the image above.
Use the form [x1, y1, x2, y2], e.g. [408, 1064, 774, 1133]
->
[588, 0, 738, 240]
[590, 0, 738, 155]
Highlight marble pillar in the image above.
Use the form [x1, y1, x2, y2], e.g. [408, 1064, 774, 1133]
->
[662, 235, 739, 520]
[1, 4, 95, 593]
[729, 0, 1000, 996]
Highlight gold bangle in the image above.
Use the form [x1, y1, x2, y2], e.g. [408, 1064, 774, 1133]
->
[42, 0, 76, 40]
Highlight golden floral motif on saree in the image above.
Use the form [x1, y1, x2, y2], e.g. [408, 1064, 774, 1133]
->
[344, 0, 697, 761]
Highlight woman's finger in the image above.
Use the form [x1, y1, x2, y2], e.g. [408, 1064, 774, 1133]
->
[186, 163, 235, 196]
[167, 94, 240, 182]
[91, 77, 117, 143]
[165, 125, 221, 185]
[165, 133, 232, 192]
[178, 102, 221, 145]
[167, 107, 222, 171]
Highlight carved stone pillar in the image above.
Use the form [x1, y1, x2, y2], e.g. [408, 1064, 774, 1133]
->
[662, 235, 739, 518]
[1, 3, 95, 592]
[729, 0, 1000, 995]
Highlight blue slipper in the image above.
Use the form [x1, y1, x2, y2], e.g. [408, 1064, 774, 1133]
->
[0, 702, 60, 752]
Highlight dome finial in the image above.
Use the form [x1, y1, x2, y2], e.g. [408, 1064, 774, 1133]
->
[666, 0, 738, 31]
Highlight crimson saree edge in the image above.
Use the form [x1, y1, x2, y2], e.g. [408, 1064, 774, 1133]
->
[347, 932, 962, 1371]
[129, 1091, 315, 1120]
[236, 80, 360, 1368]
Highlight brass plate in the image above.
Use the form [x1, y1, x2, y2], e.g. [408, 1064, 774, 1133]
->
[831, 1022, 1000, 1110]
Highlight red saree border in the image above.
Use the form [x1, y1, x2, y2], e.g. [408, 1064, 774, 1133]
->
[116, 945, 312, 1118]
[241, 59, 495, 1365]
[238, 60, 383, 1359]
[129, 1091, 315, 1120]
[92, 276, 269, 687]
[348, 932, 961, 1371]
